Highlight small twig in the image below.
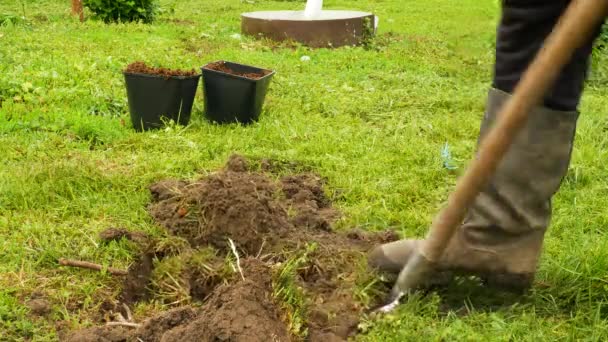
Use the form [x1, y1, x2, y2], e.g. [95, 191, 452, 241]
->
[256, 239, 266, 259]
[58, 258, 128, 276]
[227, 238, 245, 280]
[105, 322, 141, 328]
[104, 303, 140, 329]
[258, 253, 275, 262]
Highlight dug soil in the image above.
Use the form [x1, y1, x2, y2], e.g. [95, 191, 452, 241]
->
[65, 155, 398, 342]
[123, 61, 198, 77]
[204, 61, 271, 80]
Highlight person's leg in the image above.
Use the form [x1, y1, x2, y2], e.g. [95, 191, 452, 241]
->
[493, 0, 597, 112]
[369, 0, 603, 291]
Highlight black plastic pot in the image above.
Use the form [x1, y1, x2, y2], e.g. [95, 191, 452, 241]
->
[201, 61, 275, 124]
[123, 72, 201, 131]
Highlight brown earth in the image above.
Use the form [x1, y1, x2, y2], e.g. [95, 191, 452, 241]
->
[204, 61, 271, 80]
[98, 227, 148, 244]
[160, 258, 290, 342]
[64, 325, 132, 342]
[134, 306, 199, 341]
[66, 155, 398, 342]
[119, 251, 155, 306]
[123, 61, 198, 77]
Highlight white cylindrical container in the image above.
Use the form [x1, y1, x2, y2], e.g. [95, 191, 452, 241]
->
[304, 0, 323, 18]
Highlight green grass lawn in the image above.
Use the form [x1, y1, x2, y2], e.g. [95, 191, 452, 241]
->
[2, 0, 608, 340]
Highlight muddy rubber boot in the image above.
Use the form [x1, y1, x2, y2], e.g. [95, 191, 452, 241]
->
[368, 88, 579, 292]
[367, 239, 453, 287]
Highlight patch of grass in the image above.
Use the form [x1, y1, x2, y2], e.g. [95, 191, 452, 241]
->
[1, 0, 608, 340]
[353, 256, 390, 308]
[150, 254, 190, 305]
[273, 243, 317, 339]
[149, 245, 230, 306]
[152, 235, 192, 258]
[0, 288, 36, 339]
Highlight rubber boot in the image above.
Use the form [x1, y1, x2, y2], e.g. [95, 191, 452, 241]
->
[368, 88, 579, 291]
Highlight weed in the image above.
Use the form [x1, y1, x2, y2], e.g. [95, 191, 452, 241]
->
[83, 0, 158, 24]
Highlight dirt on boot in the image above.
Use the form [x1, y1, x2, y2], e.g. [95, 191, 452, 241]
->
[67, 155, 398, 342]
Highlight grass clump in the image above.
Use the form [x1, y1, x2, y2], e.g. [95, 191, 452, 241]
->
[273, 244, 317, 339]
[150, 255, 190, 306]
[150, 246, 230, 306]
[152, 235, 192, 258]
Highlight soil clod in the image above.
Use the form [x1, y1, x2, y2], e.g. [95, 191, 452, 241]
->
[27, 298, 51, 317]
[99, 228, 148, 244]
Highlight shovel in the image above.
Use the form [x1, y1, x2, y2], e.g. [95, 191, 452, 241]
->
[377, 0, 608, 313]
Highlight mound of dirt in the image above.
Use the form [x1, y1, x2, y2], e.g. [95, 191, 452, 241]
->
[67, 155, 398, 342]
[147, 155, 345, 256]
[149, 158, 292, 255]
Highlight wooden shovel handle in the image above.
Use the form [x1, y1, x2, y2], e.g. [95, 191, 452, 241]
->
[421, 0, 608, 262]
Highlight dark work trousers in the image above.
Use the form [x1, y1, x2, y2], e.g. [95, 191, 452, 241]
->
[492, 0, 605, 111]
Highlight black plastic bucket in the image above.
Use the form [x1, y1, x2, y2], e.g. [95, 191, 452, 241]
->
[123, 72, 201, 131]
[201, 61, 275, 124]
